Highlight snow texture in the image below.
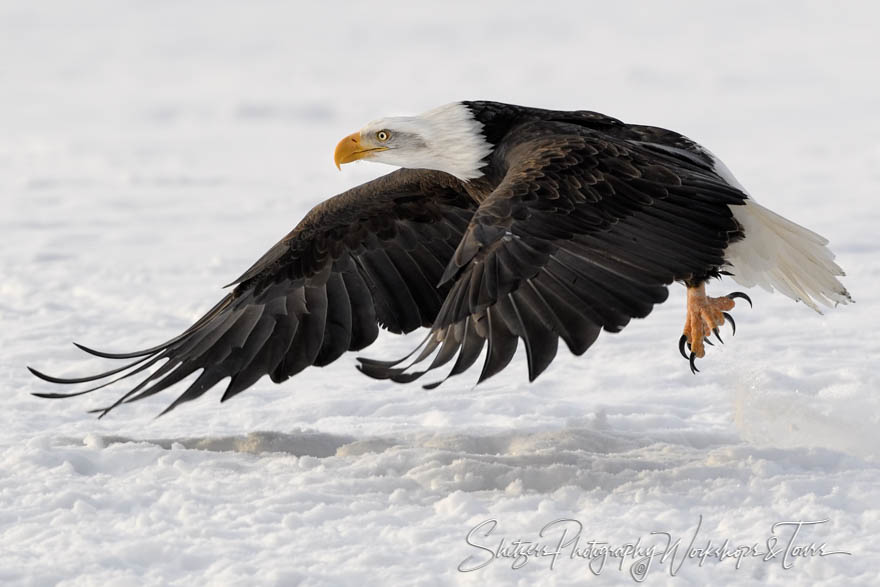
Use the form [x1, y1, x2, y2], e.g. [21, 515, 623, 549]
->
[2, 1, 879, 585]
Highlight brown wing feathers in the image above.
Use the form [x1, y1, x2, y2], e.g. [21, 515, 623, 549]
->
[29, 169, 476, 416]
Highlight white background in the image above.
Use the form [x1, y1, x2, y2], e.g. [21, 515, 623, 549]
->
[2, 1, 879, 585]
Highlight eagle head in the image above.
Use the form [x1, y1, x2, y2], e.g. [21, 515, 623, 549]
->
[333, 102, 492, 181]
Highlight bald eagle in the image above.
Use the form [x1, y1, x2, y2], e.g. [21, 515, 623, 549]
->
[30, 101, 852, 416]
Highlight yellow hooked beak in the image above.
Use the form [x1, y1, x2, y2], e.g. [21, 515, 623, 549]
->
[333, 132, 388, 170]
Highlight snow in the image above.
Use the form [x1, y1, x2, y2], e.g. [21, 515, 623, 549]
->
[2, 0, 879, 585]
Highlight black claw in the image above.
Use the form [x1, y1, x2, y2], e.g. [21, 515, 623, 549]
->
[679, 335, 689, 359]
[723, 312, 736, 336]
[704, 337, 714, 347]
[713, 327, 723, 344]
[689, 352, 699, 374]
[727, 291, 753, 308]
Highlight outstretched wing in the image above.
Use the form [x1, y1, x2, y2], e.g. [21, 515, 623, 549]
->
[358, 121, 747, 386]
[30, 169, 475, 416]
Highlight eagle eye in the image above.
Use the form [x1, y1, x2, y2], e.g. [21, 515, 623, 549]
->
[376, 130, 391, 142]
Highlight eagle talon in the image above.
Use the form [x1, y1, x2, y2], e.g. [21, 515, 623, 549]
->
[713, 327, 723, 344]
[723, 312, 736, 336]
[704, 337, 714, 347]
[678, 335, 689, 359]
[727, 291, 753, 308]
[689, 352, 699, 374]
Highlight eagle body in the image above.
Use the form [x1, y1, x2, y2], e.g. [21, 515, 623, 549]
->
[31, 101, 851, 416]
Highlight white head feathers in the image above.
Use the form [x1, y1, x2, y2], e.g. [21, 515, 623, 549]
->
[356, 102, 492, 181]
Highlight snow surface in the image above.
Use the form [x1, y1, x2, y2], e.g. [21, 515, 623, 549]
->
[2, 1, 880, 585]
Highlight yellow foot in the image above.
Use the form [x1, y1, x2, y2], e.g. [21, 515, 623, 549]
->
[679, 284, 752, 373]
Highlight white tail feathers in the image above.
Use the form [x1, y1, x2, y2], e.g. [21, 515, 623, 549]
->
[725, 199, 852, 313]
